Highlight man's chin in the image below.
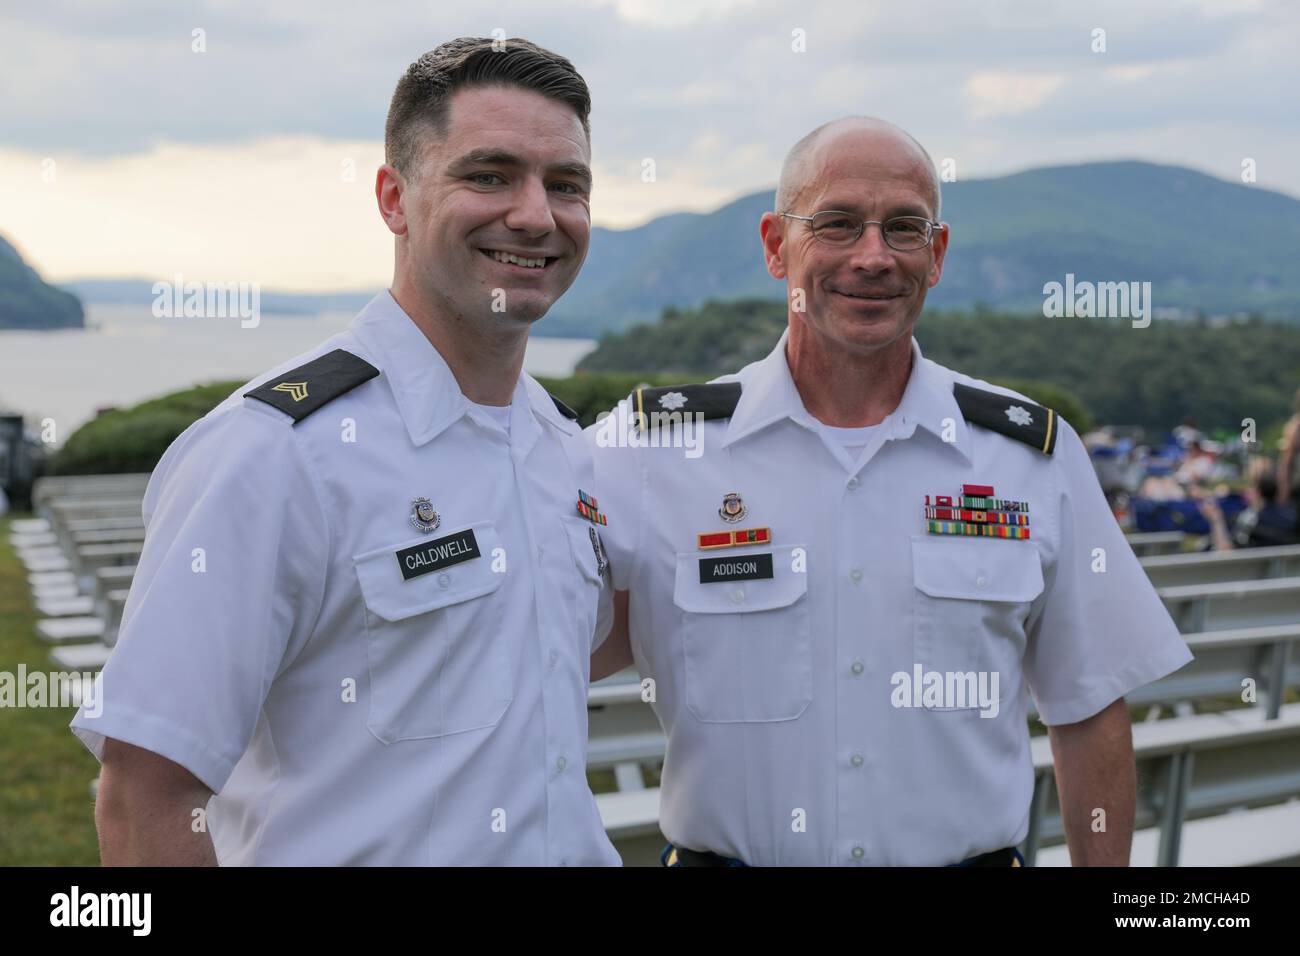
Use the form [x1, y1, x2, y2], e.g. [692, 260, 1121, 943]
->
[487, 294, 553, 326]
[819, 302, 914, 353]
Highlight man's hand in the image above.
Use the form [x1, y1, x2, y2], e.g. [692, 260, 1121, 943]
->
[1045, 697, 1136, 866]
[590, 590, 632, 681]
[97, 738, 218, 866]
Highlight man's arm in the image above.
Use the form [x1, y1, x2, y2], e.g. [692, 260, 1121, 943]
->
[1045, 697, 1136, 866]
[96, 738, 218, 866]
[590, 590, 632, 681]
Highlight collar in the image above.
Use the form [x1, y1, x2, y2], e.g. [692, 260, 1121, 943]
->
[722, 328, 973, 463]
[349, 290, 577, 447]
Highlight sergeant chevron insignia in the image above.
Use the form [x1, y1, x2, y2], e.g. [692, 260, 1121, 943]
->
[272, 381, 309, 402]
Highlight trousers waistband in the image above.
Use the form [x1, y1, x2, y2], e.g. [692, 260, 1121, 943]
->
[662, 844, 1025, 867]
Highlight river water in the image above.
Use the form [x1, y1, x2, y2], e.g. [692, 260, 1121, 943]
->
[0, 304, 597, 443]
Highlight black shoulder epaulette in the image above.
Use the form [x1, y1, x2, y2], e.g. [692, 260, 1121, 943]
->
[550, 394, 579, 422]
[953, 382, 1058, 456]
[244, 349, 379, 424]
[632, 382, 742, 429]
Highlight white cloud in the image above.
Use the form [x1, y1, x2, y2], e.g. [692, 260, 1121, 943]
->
[0, 138, 390, 290]
[2, 0, 1298, 285]
[589, 0, 760, 27]
[964, 71, 1067, 121]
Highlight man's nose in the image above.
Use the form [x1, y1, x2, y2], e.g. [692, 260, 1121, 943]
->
[503, 176, 556, 237]
[844, 222, 895, 273]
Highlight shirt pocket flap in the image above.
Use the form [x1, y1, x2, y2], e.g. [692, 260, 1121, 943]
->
[672, 544, 808, 614]
[565, 520, 604, 584]
[910, 534, 1044, 603]
[353, 521, 503, 622]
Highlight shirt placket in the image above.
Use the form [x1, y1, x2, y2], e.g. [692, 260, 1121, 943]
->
[509, 414, 582, 867]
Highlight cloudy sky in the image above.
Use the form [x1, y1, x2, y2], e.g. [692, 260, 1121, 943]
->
[1, 0, 1296, 290]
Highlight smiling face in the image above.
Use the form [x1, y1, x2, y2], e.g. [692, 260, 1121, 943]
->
[384, 84, 592, 327]
[761, 123, 948, 357]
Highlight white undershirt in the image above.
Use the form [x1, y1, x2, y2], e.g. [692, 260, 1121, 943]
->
[817, 421, 883, 460]
[469, 400, 512, 436]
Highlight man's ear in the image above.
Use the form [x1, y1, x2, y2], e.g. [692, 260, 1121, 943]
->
[375, 164, 409, 238]
[927, 222, 950, 288]
[759, 212, 787, 280]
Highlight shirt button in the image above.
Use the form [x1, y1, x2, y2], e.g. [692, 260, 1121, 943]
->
[556, 756, 567, 773]
[437, 573, 451, 589]
[850, 661, 864, 676]
[851, 753, 864, 767]
[849, 568, 863, 583]
[847, 476, 860, 490]
[975, 574, 988, 589]
[730, 588, 745, 603]
[851, 845, 865, 860]
[549, 650, 558, 670]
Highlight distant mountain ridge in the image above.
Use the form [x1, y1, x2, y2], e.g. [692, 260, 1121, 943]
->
[0, 235, 83, 330]
[60, 160, 1300, 337]
[549, 160, 1300, 334]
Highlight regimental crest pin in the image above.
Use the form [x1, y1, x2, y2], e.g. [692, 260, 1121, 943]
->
[589, 526, 609, 576]
[410, 497, 441, 534]
[718, 492, 748, 524]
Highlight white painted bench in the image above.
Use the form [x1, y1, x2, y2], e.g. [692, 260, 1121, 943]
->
[1125, 531, 1185, 557]
[1025, 702, 1300, 866]
[1143, 543, 1300, 588]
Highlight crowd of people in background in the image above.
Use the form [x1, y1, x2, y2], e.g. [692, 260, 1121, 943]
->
[1085, 387, 1300, 551]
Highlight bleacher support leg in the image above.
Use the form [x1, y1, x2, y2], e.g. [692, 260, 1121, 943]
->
[1156, 750, 1194, 867]
[1264, 641, 1291, 721]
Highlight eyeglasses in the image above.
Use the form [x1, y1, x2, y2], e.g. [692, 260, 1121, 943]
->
[779, 211, 942, 251]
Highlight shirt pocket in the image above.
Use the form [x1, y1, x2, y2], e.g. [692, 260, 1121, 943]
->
[910, 534, 1044, 712]
[561, 518, 605, 645]
[353, 521, 511, 743]
[671, 544, 812, 723]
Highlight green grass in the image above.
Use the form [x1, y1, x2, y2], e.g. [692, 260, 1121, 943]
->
[0, 514, 102, 865]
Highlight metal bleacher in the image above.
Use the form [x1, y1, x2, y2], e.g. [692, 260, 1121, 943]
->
[10, 475, 1299, 866]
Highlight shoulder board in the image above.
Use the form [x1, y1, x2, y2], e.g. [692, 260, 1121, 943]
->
[244, 349, 379, 424]
[632, 382, 742, 430]
[550, 393, 579, 422]
[953, 382, 1058, 456]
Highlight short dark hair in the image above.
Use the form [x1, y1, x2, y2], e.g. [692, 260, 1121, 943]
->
[385, 37, 592, 178]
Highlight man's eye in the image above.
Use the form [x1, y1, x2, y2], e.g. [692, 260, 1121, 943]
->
[550, 181, 582, 195]
[470, 173, 504, 186]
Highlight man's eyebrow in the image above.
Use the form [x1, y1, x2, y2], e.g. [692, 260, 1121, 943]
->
[817, 199, 933, 218]
[550, 162, 593, 185]
[448, 149, 592, 185]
